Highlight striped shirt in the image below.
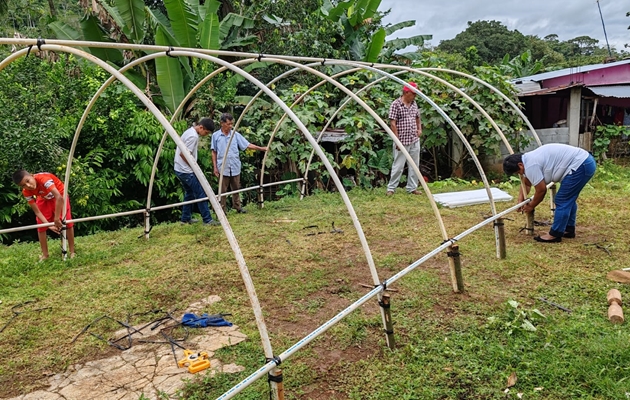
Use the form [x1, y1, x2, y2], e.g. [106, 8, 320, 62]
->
[388, 97, 420, 145]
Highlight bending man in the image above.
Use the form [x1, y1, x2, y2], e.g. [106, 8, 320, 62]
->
[503, 143, 596, 243]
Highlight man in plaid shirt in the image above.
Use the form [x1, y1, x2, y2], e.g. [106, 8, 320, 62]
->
[386, 81, 423, 195]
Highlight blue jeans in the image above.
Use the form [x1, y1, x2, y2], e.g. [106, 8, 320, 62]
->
[175, 171, 213, 223]
[549, 155, 596, 237]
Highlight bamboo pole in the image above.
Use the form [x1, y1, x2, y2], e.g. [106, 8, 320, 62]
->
[448, 244, 464, 293]
[496, 218, 507, 259]
[380, 293, 395, 349]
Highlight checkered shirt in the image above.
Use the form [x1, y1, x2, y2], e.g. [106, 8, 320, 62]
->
[388, 97, 420, 145]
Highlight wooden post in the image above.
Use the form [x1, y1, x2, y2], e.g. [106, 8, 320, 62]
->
[608, 303, 624, 324]
[61, 223, 68, 261]
[144, 210, 151, 240]
[496, 218, 506, 259]
[549, 184, 557, 216]
[268, 369, 284, 400]
[607, 289, 624, 324]
[526, 211, 535, 236]
[380, 293, 395, 349]
[607, 289, 622, 305]
[258, 187, 264, 209]
[448, 244, 464, 293]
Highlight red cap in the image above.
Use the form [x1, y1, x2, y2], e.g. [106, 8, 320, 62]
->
[403, 82, 418, 92]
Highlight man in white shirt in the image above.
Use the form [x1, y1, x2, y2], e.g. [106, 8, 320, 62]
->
[503, 144, 596, 242]
[174, 118, 217, 225]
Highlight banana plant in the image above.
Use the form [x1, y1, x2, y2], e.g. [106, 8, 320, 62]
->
[321, 0, 431, 63]
[49, 0, 257, 114]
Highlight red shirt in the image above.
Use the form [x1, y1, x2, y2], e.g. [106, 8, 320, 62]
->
[22, 172, 65, 204]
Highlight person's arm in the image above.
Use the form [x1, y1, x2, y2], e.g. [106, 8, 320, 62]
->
[522, 180, 547, 213]
[51, 187, 65, 231]
[247, 143, 267, 152]
[416, 116, 422, 137]
[179, 133, 197, 166]
[212, 149, 219, 177]
[28, 197, 61, 233]
[390, 119, 399, 150]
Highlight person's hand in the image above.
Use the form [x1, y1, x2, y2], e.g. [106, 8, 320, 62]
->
[49, 225, 60, 234]
[260, 146, 268, 152]
[521, 203, 535, 213]
[213, 167, 219, 177]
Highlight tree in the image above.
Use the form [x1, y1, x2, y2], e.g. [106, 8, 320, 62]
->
[438, 20, 528, 65]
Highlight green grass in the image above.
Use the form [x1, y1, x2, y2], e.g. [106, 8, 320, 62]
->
[2, 160, 630, 399]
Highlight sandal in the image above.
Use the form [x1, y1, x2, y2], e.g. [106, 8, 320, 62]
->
[534, 235, 562, 243]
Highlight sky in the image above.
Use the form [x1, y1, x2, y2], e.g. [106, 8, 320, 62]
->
[378, 0, 629, 53]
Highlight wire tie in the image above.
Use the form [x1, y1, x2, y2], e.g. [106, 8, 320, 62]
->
[321, 59, 326, 66]
[36, 38, 45, 51]
[166, 47, 175, 58]
[266, 355, 282, 366]
[378, 300, 391, 309]
[258, 53, 263, 62]
[267, 371, 283, 383]
[493, 222, 504, 227]
[26, 45, 33, 58]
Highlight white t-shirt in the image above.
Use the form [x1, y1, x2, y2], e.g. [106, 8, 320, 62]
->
[174, 127, 199, 174]
[522, 143, 589, 186]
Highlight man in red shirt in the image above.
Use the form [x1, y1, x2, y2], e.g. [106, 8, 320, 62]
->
[12, 170, 76, 260]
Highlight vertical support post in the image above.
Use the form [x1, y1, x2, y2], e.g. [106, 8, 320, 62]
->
[526, 211, 535, 236]
[61, 223, 68, 261]
[268, 369, 284, 400]
[144, 210, 151, 240]
[380, 293, 395, 349]
[447, 244, 464, 293]
[258, 187, 264, 209]
[495, 218, 506, 259]
[549, 184, 557, 216]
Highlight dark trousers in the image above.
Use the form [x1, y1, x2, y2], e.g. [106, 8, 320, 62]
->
[220, 174, 242, 213]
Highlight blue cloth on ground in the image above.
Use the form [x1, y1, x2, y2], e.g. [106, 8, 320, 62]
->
[181, 313, 233, 327]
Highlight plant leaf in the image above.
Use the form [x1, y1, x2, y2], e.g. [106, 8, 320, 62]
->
[155, 26, 185, 114]
[365, 27, 385, 63]
[164, 0, 198, 48]
[507, 371, 517, 388]
[114, 0, 146, 43]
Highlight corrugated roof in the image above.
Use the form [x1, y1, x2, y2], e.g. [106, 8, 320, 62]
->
[516, 82, 582, 96]
[511, 59, 630, 84]
[586, 85, 630, 98]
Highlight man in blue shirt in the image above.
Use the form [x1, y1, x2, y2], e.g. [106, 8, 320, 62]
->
[211, 113, 267, 214]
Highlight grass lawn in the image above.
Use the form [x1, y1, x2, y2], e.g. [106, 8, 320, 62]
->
[1, 160, 630, 399]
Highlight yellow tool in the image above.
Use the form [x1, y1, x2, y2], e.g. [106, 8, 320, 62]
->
[177, 349, 211, 374]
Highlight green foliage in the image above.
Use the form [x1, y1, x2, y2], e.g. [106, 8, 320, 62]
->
[486, 300, 546, 335]
[592, 124, 627, 161]
[499, 50, 544, 79]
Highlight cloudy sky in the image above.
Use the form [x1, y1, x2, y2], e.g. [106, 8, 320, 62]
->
[379, 0, 629, 52]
